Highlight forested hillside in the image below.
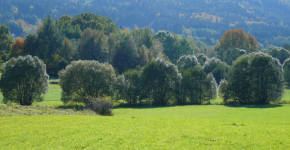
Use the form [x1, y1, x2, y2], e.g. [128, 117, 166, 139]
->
[1, 0, 290, 47]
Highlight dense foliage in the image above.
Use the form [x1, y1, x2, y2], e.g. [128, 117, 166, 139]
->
[59, 60, 117, 104]
[203, 57, 229, 84]
[141, 58, 182, 105]
[85, 97, 114, 116]
[0, 24, 13, 64]
[215, 29, 257, 65]
[283, 58, 290, 86]
[0, 11, 288, 106]
[179, 66, 217, 105]
[2, 0, 290, 47]
[0, 55, 49, 105]
[221, 53, 284, 104]
[268, 48, 290, 65]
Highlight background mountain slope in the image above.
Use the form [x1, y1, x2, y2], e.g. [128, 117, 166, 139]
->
[1, 0, 290, 46]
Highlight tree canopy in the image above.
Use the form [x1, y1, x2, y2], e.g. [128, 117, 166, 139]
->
[0, 24, 13, 62]
[142, 58, 182, 105]
[0, 55, 49, 105]
[203, 57, 229, 84]
[59, 60, 117, 104]
[222, 53, 284, 104]
[268, 48, 290, 65]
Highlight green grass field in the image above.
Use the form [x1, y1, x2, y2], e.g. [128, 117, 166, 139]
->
[1, 105, 290, 149]
[1, 80, 290, 149]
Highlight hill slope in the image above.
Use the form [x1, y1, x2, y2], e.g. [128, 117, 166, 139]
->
[1, 0, 290, 46]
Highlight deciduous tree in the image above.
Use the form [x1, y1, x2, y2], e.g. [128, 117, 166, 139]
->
[142, 58, 182, 105]
[222, 53, 284, 104]
[0, 24, 13, 61]
[204, 57, 229, 84]
[59, 60, 116, 104]
[0, 55, 49, 106]
[268, 48, 290, 64]
[177, 55, 200, 70]
[11, 38, 25, 57]
[79, 28, 108, 61]
[283, 58, 290, 86]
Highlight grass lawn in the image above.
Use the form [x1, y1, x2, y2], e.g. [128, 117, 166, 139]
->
[1, 105, 290, 149]
[1, 79, 290, 149]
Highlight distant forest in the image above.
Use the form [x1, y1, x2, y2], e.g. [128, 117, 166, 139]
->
[1, 0, 290, 47]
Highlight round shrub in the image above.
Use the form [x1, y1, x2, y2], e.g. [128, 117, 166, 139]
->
[59, 60, 116, 104]
[0, 55, 49, 105]
[177, 55, 200, 70]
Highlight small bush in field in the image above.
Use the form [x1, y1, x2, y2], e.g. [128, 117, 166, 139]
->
[86, 97, 113, 116]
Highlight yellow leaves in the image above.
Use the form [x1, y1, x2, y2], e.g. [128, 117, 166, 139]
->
[246, 9, 254, 14]
[14, 19, 40, 34]
[256, 16, 261, 20]
[229, 23, 235, 27]
[190, 12, 222, 23]
[53, 54, 61, 63]
[11, 5, 18, 14]
[212, 16, 216, 23]
[124, 29, 130, 34]
[245, 20, 269, 26]
[220, 29, 259, 52]
[51, 8, 57, 13]
[14, 8, 18, 14]
[179, 14, 185, 18]
[112, 7, 118, 11]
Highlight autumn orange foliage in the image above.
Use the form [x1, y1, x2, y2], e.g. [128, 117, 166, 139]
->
[219, 29, 259, 52]
[11, 38, 25, 57]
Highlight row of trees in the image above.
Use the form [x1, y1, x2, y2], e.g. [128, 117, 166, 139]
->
[0, 13, 287, 106]
[0, 13, 201, 77]
[0, 52, 285, 106]
[58, 55, 219, 106]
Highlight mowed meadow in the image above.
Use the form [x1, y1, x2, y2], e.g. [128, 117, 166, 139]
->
[0, 80, 290, 149]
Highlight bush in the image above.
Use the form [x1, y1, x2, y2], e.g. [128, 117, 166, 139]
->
[59, 60, 116, 104]
[223, 53, 284, 104]
[85, 97, 113, 116]
[177, 55, 200, 70]
[268, 48, 290, 64]
[196, 53, 208, 66]
[0, 55, 49, 106]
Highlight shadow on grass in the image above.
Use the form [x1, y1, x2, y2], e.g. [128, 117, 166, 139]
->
[224, 104, 283, 109]
[50, 82, 59, 85]
[114, 104, 177, 109]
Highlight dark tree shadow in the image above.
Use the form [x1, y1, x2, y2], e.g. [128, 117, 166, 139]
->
[113, 105, 177, 109]
[50, 82, 59, 84]
[224, 104, 283, 109]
